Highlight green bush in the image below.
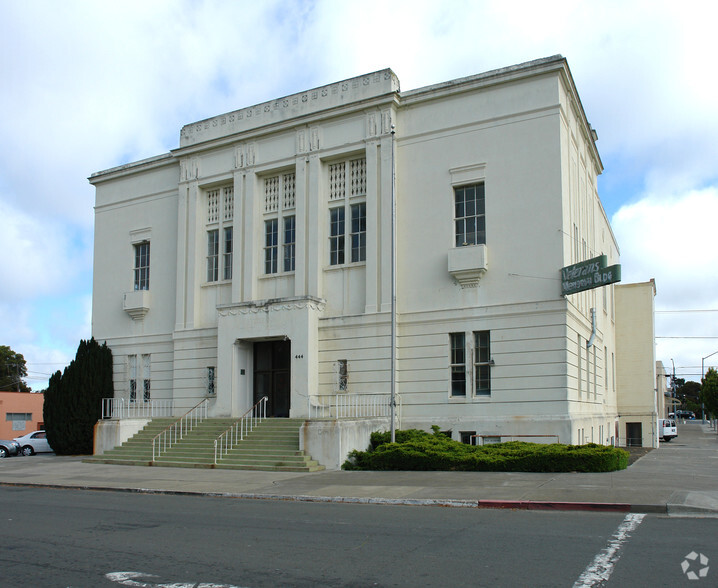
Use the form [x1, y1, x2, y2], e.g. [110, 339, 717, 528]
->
[342, 428, 629, 472]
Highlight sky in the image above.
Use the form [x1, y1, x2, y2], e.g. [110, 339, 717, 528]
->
[1, 0, 717, 390]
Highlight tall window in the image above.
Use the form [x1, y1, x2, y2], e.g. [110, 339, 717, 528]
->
[207, 366, 216, 396]
[223, 227, 233, 280]
[206, 185, 234, 282]
[454, 184, 485, 247]
[283, 216, 296, 272]
[450, 331, 491, 397]
[450, 333, 466, 397]
[336, 359, 348, 392]
[328, 157, 366, 266]
[329, 207, 345, 265]
[134, 242, 150, 290]
[142, 354, 151, 402]
[474, 331, 491, 396]
[207, 229, 219, 282]
[264, 172, 296, 274]
[128, 355, 137, 402]
[264, 218, 278, 274]
[128, 354, 151, 402]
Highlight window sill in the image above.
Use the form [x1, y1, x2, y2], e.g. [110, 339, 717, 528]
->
[123, 290, 150, 320]
[201, 280, 232, 288]
[324, 261, 367, 272]
[448, 244, 487, 288]
[258, 271, 296, 280]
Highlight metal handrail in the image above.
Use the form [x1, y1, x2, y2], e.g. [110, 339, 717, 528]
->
[214, 396, 268, 464]
[308, 393, 399, 419]
[152, 398, 209, 461]
[101, 397, 174, 419]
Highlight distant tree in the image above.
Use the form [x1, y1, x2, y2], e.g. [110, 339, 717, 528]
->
[43, 338, 113, 455]
[700, 368, 718, 420]
[0, 345, 31, 392]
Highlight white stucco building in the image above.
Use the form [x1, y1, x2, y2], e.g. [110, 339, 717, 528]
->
[91, 56, 629, 466]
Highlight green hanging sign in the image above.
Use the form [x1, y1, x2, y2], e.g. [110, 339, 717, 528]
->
[561, 255, 621, 296]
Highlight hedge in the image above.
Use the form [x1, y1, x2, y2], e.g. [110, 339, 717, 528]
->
[342, 427, 629, 472]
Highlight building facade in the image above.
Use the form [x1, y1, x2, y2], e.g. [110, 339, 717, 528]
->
[91, 56, 625, 465]
[0, 391, 45, 439]
[615, 280, 660, 447]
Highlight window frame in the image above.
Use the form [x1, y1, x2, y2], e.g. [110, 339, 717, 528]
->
[205, 185, 234, 283]
[263, 172, 296, 275]
[133, 241, 150, 291]
[449, 330, 492, 398]
[454, 183, 485, 247]
[328, 157, 366, 267]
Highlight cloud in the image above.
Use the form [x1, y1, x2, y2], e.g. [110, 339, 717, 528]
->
[613, 188, 718, 380]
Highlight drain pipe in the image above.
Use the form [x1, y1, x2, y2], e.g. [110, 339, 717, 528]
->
[390, 123, 397, 443]
[586, 308, 597, 349]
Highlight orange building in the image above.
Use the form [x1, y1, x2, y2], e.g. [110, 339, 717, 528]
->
[0, 391, 45, 439]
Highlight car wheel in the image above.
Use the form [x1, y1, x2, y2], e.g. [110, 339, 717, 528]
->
[0, 447, 7, 458]
[21, 446, 34, 456]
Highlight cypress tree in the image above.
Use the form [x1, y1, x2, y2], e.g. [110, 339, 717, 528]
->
[43, 338, 113, 455]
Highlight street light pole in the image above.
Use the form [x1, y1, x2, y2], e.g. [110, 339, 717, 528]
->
[701, 350, 718, 424]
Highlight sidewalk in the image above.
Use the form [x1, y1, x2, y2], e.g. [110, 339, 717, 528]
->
[1, 423, 717, 516]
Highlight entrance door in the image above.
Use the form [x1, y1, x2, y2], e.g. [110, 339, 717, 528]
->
[253, 340, 291, 417]
[626, 422, 642, 447]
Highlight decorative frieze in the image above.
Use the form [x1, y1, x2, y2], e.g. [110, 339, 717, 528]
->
[217, 296, 326, 317]
[180, 69, 399, 148]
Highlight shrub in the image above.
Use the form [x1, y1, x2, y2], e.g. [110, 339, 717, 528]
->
[342, 428, 629, 472]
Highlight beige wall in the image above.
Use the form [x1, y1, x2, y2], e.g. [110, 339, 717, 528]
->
[615, 280, 658, 447]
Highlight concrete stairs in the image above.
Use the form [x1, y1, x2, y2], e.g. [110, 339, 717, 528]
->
[85, 418, 324, 472]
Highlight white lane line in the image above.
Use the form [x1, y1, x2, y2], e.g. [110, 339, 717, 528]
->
[573, 513, 646, 587]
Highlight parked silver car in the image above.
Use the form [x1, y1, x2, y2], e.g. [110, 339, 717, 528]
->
[0, 439, 21, 458]
[13, 430, 53, 456]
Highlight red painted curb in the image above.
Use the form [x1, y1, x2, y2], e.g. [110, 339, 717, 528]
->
[477, 499, 631, 512]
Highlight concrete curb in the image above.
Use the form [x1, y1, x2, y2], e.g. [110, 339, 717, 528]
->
[1, 481, 668, 513]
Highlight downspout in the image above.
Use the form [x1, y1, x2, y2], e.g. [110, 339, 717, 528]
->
[586, 308, 597, 349]
[390, 123, 397, 443]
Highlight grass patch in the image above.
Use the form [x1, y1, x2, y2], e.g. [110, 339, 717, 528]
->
[342, 427, 629, 472]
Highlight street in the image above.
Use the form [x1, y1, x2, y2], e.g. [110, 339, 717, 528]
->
[2, 486, 718, 587]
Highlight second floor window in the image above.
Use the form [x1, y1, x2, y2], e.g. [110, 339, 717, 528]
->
[206, 185, 234, 282]
[264, 172, 296, 275]
[328, 157, 366, 266]
[207, 230, 219, 282]
[454, 183, 485, 247]
[134, 242, 150, 290]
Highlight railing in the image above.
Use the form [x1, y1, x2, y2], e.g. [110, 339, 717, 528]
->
[214, 396, 268, 465]
[308, 393, 398, 419]
[101, 398, 174, 420]
[152, 398, 209, 461]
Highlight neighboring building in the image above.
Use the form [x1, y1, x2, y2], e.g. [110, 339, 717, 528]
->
[656, 361, 671, 418]
[0, 391, 44, 439]
[91, 55, 638, 467]
[615, 280, 658, 447]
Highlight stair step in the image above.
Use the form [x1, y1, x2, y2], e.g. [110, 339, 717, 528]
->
[91, 417, 322, 472]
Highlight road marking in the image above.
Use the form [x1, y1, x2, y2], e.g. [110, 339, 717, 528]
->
[573, 513, 646, 587]
[106, 571, 247, 588]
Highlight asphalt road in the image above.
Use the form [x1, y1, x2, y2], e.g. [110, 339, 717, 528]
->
[2, 486, 717, 587]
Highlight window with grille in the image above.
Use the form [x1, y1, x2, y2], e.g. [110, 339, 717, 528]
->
[128, 354, 151, 402]
[328, 157, 366, 266]
[206, 185, 234, 282]
[263, 172, 296, 274]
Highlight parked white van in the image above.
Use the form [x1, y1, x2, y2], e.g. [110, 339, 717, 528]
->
[658, 419, 677, 442]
